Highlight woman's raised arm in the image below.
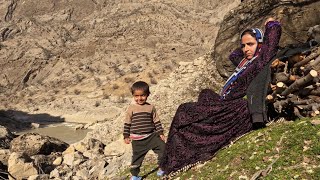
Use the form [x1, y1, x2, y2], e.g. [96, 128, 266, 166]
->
[259, 18, 282, 67]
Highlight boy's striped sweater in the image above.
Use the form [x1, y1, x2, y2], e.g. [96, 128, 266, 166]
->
[123, 102, 164, 139]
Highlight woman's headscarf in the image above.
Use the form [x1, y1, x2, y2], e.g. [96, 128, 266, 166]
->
[240, 28, 264, 56]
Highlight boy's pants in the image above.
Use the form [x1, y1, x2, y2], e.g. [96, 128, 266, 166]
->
[130, 133, 165, 176]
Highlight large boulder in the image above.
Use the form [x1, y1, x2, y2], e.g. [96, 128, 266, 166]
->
[31, 153, 61, 174]
[8, 152, 38, 180]
[214, 0, 320, 78]
[10, 133, 68, 156]
[0, 125, 17, 149]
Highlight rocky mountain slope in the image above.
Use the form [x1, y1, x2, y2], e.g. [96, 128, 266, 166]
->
[1, 0, 320, 179]
[85, 0, 320, 178]
[0, 0, 238, 125]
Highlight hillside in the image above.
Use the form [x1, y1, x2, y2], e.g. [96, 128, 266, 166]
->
[120, 118, 320, 179]
[0, 0, 320, 179]
[0, 0, 238, 125]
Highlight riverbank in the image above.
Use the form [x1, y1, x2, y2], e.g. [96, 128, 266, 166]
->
[16, 122, 92, 144]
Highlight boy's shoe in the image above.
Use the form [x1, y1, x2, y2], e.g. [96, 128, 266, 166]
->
[157, 170, 165, 177]
[130, 176, 142, 180]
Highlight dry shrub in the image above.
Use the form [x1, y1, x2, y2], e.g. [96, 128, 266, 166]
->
[112, 84, 119, 90]
[150, 78, 158, 84]
[124, 77, 134, 83]
[74, 89, 81, 95]
[147, 72, 153, 78]
[130, 65, 141, 73]
[94, 101, 100, 107]
[94, 77, 102, 86]
[103, 93, 110, 99]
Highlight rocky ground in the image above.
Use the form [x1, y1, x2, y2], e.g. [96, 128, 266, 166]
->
[0, 0, 238, 125]
[0, 0, 238, 178]
[1, 0, 320, 179]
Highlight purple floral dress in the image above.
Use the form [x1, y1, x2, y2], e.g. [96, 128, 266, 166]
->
[160, 21, 282, 175]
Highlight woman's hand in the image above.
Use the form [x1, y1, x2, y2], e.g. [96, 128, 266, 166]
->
[264, 17, 276, 25]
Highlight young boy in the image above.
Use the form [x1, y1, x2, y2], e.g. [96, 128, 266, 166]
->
[123, 81, 166, 180]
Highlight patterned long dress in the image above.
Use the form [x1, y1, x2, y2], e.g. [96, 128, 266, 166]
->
[160, 21, 282, 175]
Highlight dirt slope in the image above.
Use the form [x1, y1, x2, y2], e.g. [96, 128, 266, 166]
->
[0, 0, 239, 124]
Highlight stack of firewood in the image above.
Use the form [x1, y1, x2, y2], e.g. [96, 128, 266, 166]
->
[267, 46, 320, 119]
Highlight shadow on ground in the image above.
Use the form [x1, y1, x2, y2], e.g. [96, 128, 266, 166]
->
[0, 109, 65, 131]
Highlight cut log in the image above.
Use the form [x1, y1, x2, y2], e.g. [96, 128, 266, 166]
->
[289, 75, 296, 82]
[308, 55, 320, 67]
[310, 111, 319, 117]
[296, 103, 320, 113]
[267, 82, 287, 101]
[266, 94, 275, 102]
[290, 99, 314, 105]
[284, 61, 288, 74]
[270, 84, 277, 91]
[308, 95, 320, 103]
[293, 48, 320, 67]
[273, 82, 287, 95]
[273, 72, 290, 83]
[267, 46, 320, 119]
[298, 85, 316, 96]
[273, 73, 296, 85]
[281, 70, 318, 96]
[293, 107, 304, 119]
[274, 99, 291, 112]
[271, 59, 285, 69]
[271, 59, 286, 73]
[288, 54, 304, 65]
[310, 89, 320, 96]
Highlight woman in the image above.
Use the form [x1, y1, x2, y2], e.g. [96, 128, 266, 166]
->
[160, 18, 282, 175]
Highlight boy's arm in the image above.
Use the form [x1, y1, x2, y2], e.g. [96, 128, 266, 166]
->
[152, 106, 164, 135]
[123, 106, 132, 139]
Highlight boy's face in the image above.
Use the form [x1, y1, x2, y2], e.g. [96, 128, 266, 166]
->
[133, 89, 148, 105]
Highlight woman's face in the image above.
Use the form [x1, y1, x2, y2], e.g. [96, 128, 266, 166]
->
[241, 33, 258, 60]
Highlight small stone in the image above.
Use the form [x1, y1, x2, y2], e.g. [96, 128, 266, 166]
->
[84, 122, 94, 129]
[74, 124, 84, 130]
[31, 123, 40, 129]
[73, 142, 87, 153]
[63, 145, 76, 155]
[63, 153, 75, 166]
[178, 61, 192, 66]
[49, 169, 60, 178]
[52, 157, 62, 166]
[306, 168, 314, 174]
[239, 175, 248, 180]
[28, 174, 50, 180]
[311, 120, 320, 125]
[193, 58, 203, 66]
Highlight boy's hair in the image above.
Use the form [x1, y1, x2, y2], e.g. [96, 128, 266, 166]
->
[131, 81, 150, 95]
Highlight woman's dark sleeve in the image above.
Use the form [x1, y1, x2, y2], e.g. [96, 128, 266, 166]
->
[229, 48, 244, 66]
[258, 21, 282, 67]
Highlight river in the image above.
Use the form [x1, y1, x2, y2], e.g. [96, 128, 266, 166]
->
[17, 122, 92, 144]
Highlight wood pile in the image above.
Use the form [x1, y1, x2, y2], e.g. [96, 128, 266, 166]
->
[267, 46, 320, 119]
